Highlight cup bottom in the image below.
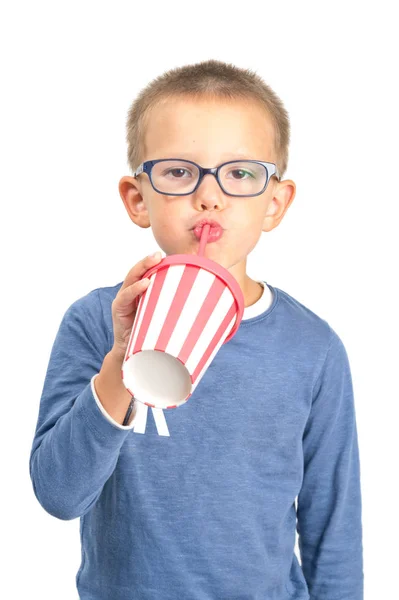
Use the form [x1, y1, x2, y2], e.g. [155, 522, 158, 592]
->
[123, 350, 192, 409]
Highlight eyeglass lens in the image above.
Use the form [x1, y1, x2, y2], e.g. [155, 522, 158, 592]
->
[150, 160, 268, 195]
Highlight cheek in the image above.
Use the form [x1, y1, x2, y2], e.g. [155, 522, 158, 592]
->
[148, 201, 176, 228]
[148, 208, 187, 253]
[236, 212, 265, 247]
[154, 212, 181, 236]
[234, 206, 264, 233]
[240, 227, 262, 250]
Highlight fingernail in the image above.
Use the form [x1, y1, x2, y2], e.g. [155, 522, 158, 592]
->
[150, 251, 161, 259]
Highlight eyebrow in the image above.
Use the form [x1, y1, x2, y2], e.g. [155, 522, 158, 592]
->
[165, 153, 255, 162]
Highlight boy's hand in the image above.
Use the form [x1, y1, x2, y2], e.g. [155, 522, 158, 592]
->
[110, 252, 163, 365]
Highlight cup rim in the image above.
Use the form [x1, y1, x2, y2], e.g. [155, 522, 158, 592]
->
[138, 254, 244, 343]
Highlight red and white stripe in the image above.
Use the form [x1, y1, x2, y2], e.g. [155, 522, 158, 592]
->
[122, 263, 237, 408]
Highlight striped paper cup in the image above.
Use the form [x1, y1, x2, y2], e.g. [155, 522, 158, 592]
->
[121, 254, 244, 409]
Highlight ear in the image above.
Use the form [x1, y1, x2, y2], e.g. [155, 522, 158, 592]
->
[262, 179, 296, 232]
[118, 176, 151, 229]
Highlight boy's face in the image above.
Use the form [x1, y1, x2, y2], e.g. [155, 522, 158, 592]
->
[119, 96, 295, 280]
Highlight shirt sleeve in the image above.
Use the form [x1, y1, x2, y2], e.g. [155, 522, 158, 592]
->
[91, 373, 135, 430]
[29, 291, 136, 521]
[297, 327, 364, 599]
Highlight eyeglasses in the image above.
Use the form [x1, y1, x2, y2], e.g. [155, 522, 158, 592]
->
[132, 158, 280, 197]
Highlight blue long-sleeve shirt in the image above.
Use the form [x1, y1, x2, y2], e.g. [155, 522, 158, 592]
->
[29, 279, 364, 599]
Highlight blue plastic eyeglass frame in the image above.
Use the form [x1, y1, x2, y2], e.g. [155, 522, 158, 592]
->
[132, 158, 281, 197]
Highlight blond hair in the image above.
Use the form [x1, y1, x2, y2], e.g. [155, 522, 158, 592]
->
[125, 59, 290, 179]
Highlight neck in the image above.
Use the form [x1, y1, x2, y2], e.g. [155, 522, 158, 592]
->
[242, 278, 264, 308]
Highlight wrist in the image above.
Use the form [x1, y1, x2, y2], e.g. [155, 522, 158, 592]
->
[99, 351, 126, 386]
[95, 352, 133, 425]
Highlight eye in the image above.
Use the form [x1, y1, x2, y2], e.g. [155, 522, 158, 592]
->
[227, 168, 255, 180]
[163, 168, 192, 178]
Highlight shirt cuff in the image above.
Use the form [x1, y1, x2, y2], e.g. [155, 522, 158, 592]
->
[91, 373, 136, 430]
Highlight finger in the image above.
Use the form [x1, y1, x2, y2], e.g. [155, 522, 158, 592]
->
[114, 278, 150, 313]
[119, 252, 162, 293]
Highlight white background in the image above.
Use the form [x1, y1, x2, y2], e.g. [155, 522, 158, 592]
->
[1, 1, 397, 598]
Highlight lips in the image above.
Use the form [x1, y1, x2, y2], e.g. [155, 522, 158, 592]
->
[191, 219, 224, 243]
[191, 218, 223, 230]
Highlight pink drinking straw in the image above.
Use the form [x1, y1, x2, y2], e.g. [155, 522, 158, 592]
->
[198, 223, 210, 257]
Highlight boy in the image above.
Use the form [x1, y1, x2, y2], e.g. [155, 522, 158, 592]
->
[29, 59, 364, 599]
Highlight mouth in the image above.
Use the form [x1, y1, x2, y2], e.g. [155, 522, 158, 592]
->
[191, 219, 224, 243]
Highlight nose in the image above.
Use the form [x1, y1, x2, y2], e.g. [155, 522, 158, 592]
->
[193, 173, 225, 210]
